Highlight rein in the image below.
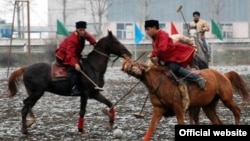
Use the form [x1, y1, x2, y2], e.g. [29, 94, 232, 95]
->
[93, 49, 109, 58]
[93, 48, 126, 67]
[123, 59, 166, 106]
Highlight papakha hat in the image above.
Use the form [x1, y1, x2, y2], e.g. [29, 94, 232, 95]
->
[76, 21, 87, 29]
[144, 20, 159, 29]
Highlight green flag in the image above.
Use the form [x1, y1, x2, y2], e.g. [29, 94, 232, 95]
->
[211, 19, 223, 40]
[57, 19, 69, 36]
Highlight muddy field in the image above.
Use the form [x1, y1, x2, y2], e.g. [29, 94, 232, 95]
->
[0, 67, 250, 141]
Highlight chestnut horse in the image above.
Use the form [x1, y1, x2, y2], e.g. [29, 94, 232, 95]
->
[8, 31, 132, 135]
[121, 59, 249, 141]
[188, 70, 250, 124]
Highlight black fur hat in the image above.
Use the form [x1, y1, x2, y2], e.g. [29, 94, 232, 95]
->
[144, 20, 159, 29]
[76, 21, 87, 29]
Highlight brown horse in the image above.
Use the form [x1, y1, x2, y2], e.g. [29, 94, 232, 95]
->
[188, 70, 250, 125]
[121, 59, 249, 141]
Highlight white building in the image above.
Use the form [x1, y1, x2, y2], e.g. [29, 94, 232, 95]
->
[47, 0, 250, 43]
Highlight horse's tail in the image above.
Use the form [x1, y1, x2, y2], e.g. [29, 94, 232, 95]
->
[8, 67, 26, 97]
[224, 71, 250, 104]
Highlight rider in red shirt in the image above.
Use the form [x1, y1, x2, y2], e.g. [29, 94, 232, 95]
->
[55, 21, 97, 95]
[145, 19, 205, 90]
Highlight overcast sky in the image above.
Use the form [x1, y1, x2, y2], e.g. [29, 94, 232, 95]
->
[0, 0, 48, 26]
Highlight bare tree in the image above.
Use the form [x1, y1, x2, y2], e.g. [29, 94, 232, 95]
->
[139, 0, 157, 20]
[54, 0, 86, 25]
[88, 0, 113, 38]
[5, 0, 24, 38]
[56, 0, 78, 24]
[3, 0, 35, 38]
[138, 0, 157, 39]
[62, 0, 68, 23]
[205, 0, 225, 22]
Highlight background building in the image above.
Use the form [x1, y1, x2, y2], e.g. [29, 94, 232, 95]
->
[0, 0, 250, 42]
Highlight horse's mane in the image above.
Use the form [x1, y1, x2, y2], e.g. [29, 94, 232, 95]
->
[149, 65, 167, 73]
[122, 59, 168, 80]
[93, 36, 106, 50]
[95, 31, 117, 46]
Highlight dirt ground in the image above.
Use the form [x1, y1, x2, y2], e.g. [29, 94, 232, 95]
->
[0, 67, 250, 141]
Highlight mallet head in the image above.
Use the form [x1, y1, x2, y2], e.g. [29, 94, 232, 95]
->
[177, 5, 183, 12]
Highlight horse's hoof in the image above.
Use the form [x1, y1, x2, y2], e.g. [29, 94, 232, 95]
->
[26, 118, 36, 127]
[78, 128, 83, 132]
[101, 108, 112, 118]
[107, 122, 114, 131]
[21, 128, 28, 135]
[81, 130, 88, 136]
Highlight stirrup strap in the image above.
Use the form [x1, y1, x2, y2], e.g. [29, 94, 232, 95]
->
[168, 70, 181, 85]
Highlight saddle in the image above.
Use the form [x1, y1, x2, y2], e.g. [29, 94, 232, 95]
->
[167, 67, 201, 85]
[51, 62, 68, 81]
[167, 68, 202, 111]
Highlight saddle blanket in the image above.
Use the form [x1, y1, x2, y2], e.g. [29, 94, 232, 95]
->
[51, 62, 67, 79]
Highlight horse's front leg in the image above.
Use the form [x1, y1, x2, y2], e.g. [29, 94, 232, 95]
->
[78, 94, 88, 136]
[143, 107, 164, 141]
[173, 103, 185, 124]
[91, 92, 114, 130]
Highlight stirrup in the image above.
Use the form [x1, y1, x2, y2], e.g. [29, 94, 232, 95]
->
[71, 86, 81, 95]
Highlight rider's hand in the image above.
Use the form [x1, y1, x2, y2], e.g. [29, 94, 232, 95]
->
[201, 27, 207, 33]
[75, 63, 81, 71]
[147, 53, 153, 58]
[194, 48, 198, 54]
[150, 57, 159, 65]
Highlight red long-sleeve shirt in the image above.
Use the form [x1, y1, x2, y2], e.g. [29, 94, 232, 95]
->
[55, 31, 96, 67]
[151, 30, 195, 67]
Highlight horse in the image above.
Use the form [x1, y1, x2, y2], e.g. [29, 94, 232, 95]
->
[7, 31, 132, 135]
[121, 58, 249, 141]
[188, 70, 250, 125]
[189, 28, 210, 68]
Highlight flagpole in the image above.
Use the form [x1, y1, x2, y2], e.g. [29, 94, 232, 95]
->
[56, 32, 59, 49]
[210, 43, 214, 66]
[135, 44, 137, 59]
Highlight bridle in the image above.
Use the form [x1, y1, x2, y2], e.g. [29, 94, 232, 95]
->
[123, 60, 166, 106]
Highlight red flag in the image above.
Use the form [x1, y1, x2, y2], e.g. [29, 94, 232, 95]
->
[171, 21, 179, 35]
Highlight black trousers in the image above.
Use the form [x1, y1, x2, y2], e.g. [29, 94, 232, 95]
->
[56, 57, 80, 88]
[165, 62, 199, 81]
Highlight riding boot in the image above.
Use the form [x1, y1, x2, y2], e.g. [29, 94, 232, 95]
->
[177, 67, 206, 90]
[67, 67, 81, 96]
[71, 85, 81, 96]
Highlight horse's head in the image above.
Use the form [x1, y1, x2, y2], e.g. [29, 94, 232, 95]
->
[95, 31, 132, 59]
[122, 58, 149, 79]
[189, 28, 198, 38]
[188, 28, 209, 66]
